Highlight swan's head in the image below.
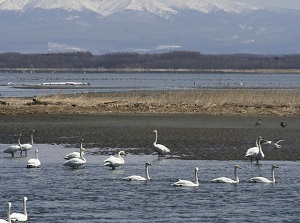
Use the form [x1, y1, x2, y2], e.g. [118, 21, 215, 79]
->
[119, 151, 126, 156]
[272, 164, 279, 169]
[258, 136, 263, 141]
[195, 167, 199, 172]
[153, 130, 157, 134]
[35, 149, 39, 153]
[8, 202, 11, 208]
[24, 197, 28, 202]
[235, 165, 241, 169]
[145, 162, 152, 167]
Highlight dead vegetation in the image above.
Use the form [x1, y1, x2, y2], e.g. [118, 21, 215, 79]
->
[1, 90, 300, 116]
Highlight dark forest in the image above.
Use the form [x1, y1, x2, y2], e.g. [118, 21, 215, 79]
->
[0, 51, 300, 72]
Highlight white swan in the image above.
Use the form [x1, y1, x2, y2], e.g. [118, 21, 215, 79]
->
[211, 165, 241, 184]
[123, 162, 152, 181]
[249, 164, 279, 183]
[20, 130, 35, 156]
[63, 141, 86, 169]
[152, 130, 170, 156]
[0, 202, 11, 223]
[103, 151, 126, 170]
[27, 149, 41, 168]
[3, 134, 22, 157]
[10, 197, 28, 222]
[172, 167, 199, 187]
[263, 140, 284, 149]
[245, 136, 264, 164]
[63, 144, 85, 160]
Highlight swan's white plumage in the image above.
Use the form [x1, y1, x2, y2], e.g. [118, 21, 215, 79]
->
[123, 162, 152, 181]
[3, 135, 21, 157]
[10, 197, 28, 222]
[63, 141, 86, 169]
[0, 202, 11, 223]
[173, 167, 199, 187]
[249, 164, 279, 183]
[27, 149, 41, 168]
[20, 130, 35, 156]
[64, 148, 85, 160]
[211, 165, 241, 184]
[104, 151, 126, 169]
[245, 136, 264, 164]
[152, 130, 170, 156]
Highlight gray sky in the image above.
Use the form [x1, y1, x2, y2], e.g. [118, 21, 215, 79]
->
[236, 0, 300, 10]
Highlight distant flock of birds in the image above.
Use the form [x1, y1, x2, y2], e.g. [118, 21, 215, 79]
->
[1, 120, 286, 222]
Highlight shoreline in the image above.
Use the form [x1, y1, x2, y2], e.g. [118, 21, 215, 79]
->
[1, 68, 300, 74]
[0, 113, 299, 161]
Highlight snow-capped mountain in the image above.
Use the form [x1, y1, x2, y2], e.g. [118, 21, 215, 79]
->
[0, 0, 299, 54]
[0, 0, 257, 16]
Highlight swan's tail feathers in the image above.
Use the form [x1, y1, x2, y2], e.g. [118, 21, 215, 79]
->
[103, 161, 111, 166]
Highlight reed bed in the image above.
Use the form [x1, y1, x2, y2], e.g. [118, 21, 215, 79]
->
[1, 89, 300, 116]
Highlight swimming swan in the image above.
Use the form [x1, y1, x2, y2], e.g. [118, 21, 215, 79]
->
[249, 164, 279, 183]
[172, 167, 199, 187]
[27, 149, 41, 168]
[123, 162, 152, 181]
[0, 202, 11, 223]
[10, 197, 28, 222]
[3, 134, 22, 157]
[245, 136, 264, 164]
[20, 130, 35, 156]
[103, 151, 126, 170]
[63, 141, 86, 169]
[152, 130, 170, 156]
[263, 140, 284, 150]
[211, 165, 241, 184]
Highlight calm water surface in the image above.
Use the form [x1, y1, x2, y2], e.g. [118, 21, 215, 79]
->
[0, 144, 299, 222]
[0, 72, 300, 97]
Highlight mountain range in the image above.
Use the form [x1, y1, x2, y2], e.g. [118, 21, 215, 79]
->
[0, 0, 299, 54]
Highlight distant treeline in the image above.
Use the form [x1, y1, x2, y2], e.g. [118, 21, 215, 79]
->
[0, 51, 300, 71]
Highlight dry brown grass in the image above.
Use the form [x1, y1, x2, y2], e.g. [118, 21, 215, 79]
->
[1, 90, 300, 116]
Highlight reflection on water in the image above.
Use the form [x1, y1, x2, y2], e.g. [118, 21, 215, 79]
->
[0, 72, 300, 97]
[0, 144, 299, 222]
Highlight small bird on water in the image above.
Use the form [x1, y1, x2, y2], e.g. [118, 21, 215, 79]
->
[280, 122, 288, 128]
[255, 119, 262, 126]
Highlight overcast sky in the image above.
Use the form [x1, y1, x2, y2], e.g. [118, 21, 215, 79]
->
[236, 0, 300, 10]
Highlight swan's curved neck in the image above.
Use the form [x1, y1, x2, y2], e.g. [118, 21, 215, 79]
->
[23, 199, 27, 217]
[80, 145, 85, 161]
[234, 167, 239, 183]
[194, 169, 199, 185]
[154, 131, 158, 144]
[30, 132, 34, 145]
[7, 203, 11, 223]
[118, 152, 124, 161]
[18, 136, 21, 146]
[271, 168, 276, 183]
[258, 138, 263, 154]
[145, 165, 150, 180]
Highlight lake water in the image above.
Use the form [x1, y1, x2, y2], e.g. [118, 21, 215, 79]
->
[0, 72, 300, 97]
[0, 144, 299, 222]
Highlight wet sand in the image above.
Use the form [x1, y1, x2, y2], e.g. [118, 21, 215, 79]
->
[0, 113, 299, 161]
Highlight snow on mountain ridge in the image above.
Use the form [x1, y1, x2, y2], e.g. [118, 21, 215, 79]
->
[0, 0, 257, 17]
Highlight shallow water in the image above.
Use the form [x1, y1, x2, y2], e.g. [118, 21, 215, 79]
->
[0, 144, 299, 222]
[0, 72, 300, 97]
